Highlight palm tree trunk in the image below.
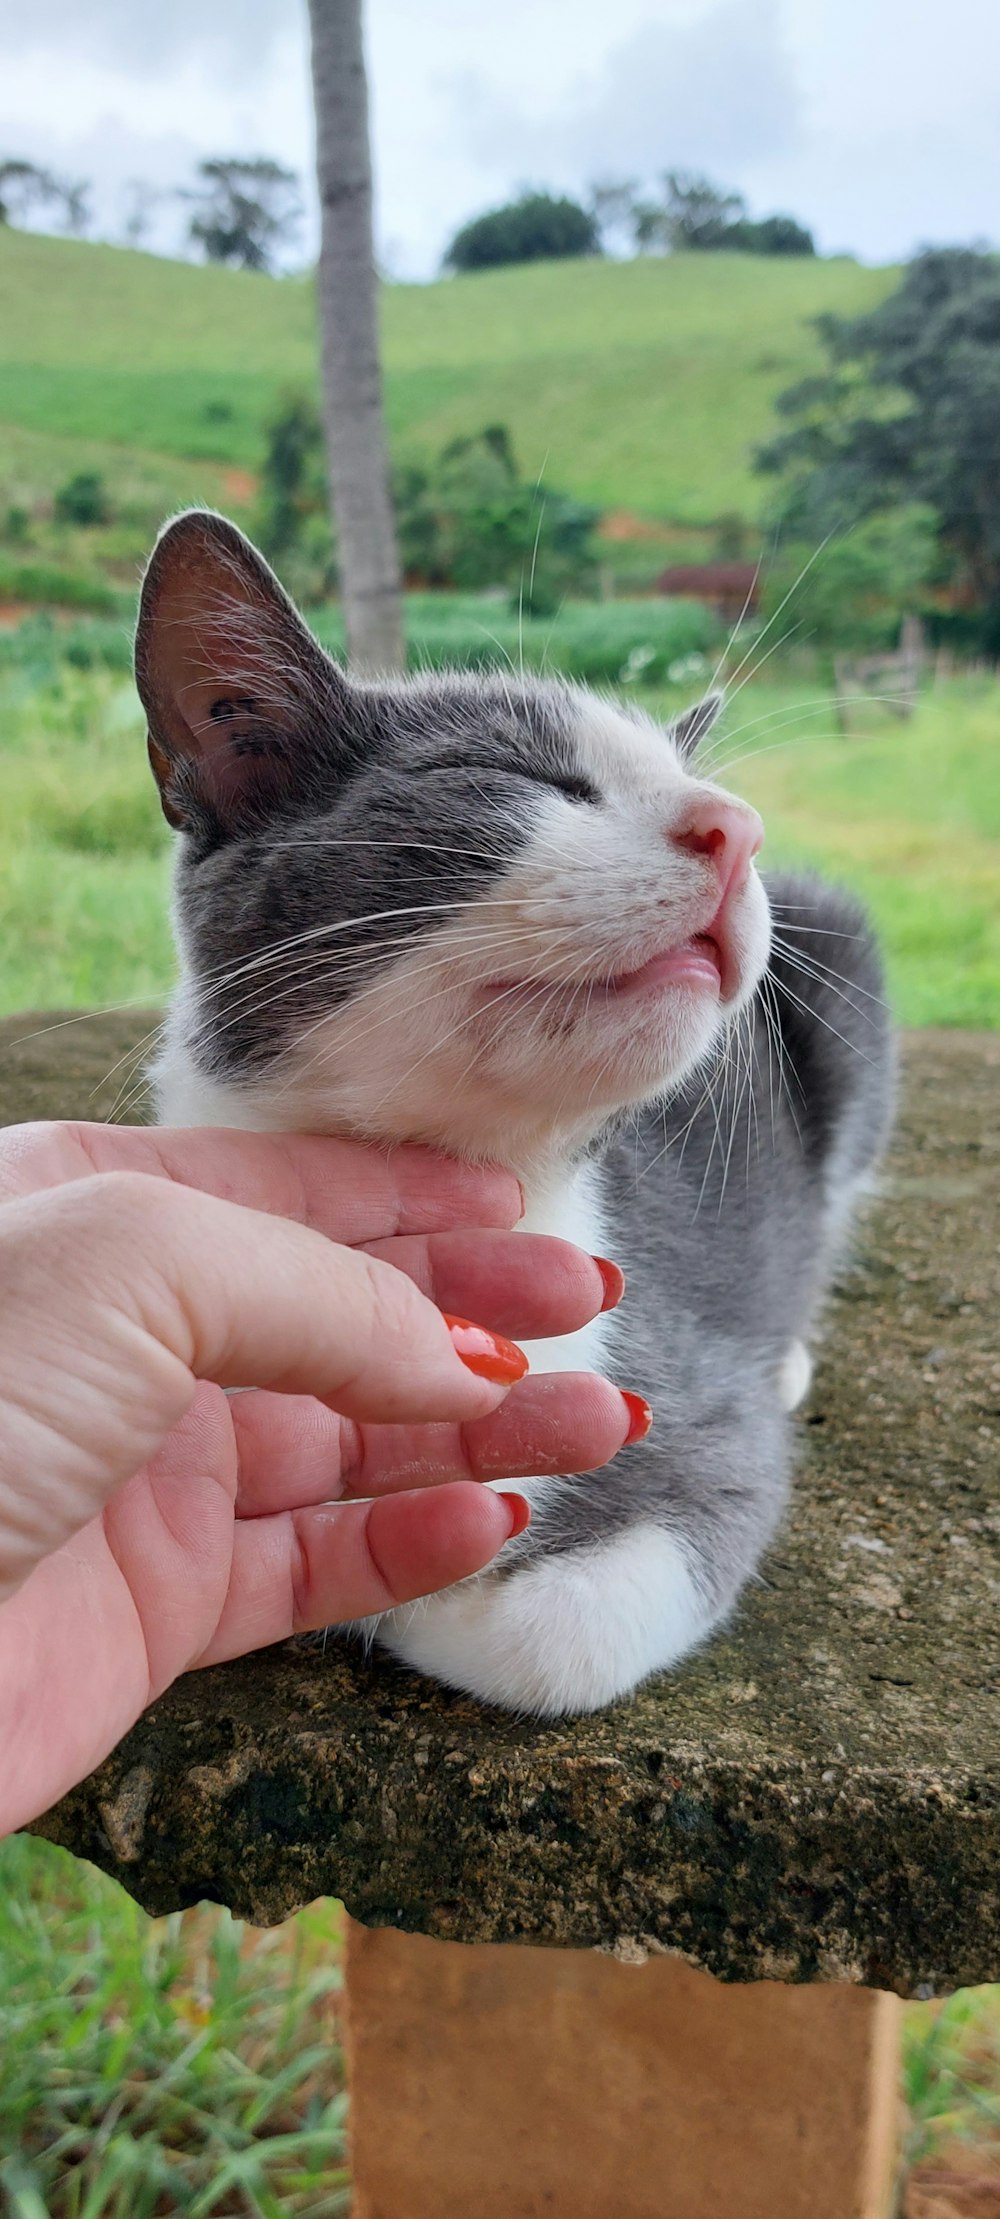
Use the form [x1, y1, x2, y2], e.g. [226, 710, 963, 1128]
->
[308, 0, 405, 675]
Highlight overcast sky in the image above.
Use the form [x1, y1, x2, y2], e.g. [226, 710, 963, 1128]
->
[0, 0, 996, 275]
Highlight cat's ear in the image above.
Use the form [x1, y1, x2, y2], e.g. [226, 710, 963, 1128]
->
[670, 690, 724, 761]
[135, 509, 350, 834]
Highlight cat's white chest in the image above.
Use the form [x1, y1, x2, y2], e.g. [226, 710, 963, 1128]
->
[518, 1163, 615, 1379]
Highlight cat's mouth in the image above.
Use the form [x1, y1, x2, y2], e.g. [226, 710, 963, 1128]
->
[480, 930, 731, 1013]
[595, 933, 724, 999]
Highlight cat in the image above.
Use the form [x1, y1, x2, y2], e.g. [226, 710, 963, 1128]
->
[136, 508, 893, 1717]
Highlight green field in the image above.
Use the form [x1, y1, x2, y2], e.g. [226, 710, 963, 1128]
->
[0, 227, 891, 553]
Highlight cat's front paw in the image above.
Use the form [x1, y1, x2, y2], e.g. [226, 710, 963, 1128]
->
[375, 1524, 717, 1716]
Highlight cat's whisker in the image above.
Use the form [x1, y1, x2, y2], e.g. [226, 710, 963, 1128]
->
[718, 530, 838, 699]
[707, 617, 812, 729]
[703, 538, 772, 701]
[770, 972, 878, 1065]
[769, 931, 890, 1016]
[200, 920, 587, 1074]
[764, 969, 807, 1133]
[263, 924, 591, 1087]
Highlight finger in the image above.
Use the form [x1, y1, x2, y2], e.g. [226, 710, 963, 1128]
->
[196, 1483, 522, 1666]
[362, 1228, 619, 1339]
[230, 1373, 635, 1513]
[0, 1118, 522, 1240]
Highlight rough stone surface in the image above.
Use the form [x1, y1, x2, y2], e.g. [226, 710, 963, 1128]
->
[5, 1010, 999, 1994]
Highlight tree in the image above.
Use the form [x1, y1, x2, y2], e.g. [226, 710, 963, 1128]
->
[444, 192, 600, 272]
[588, 177, 641, 258]
[734, 213, 814, 257]
[120, 179, 163, 251]
[658, 171, 747, 251]
[184, 157, 302, 273]
[758, 248, 1000, 645]
[254, 395, 599, 612]
[308, 0, 404, 673]
[0, 157, 89, 234]
[623, 172, 814, 257]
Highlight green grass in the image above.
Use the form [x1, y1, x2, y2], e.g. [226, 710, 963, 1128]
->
[1, 625, 996, 1026]
[904, 1988, 1000, 2171]
[0, 1833, 348, 2217]
[0, 228, 892, 524]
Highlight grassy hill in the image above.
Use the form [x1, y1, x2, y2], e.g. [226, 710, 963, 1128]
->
[0, 228, 892, 556]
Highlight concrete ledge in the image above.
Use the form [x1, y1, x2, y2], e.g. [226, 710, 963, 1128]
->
[4, 1013, 998, 1992]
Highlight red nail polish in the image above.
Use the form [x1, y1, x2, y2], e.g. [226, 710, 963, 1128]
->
[443, 1315, 529, 1384]
[594, 1256, 626, 1312]
[498, 1492, 532, 1538]
[621, 1391, 653, 1445]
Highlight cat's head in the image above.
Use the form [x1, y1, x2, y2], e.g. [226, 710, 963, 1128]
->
[137, 510, 770, 1167]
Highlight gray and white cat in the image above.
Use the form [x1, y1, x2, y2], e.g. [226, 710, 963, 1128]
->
[136, 510, 893, 1717]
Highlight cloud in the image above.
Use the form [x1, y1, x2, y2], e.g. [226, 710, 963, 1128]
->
[449, 0, 800, 200]
[0, 0, 298, 78]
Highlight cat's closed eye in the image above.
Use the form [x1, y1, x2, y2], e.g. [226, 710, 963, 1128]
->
[552, 772, 600, 805]
[422, 758, 600, 806]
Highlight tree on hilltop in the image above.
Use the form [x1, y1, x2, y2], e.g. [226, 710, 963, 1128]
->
[586, 169, 814, 257]
[0, 158, 90, 235]
[444, 191, 601, 272]
[183, 157, 302, 273]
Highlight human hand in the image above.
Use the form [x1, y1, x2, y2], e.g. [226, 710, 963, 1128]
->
[0, 1120, 637, 1833]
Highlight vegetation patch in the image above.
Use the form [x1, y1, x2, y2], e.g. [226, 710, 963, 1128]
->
[0, 1833, 347, 2218]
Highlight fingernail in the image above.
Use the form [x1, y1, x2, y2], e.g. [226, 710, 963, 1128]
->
[498, 1491, 532, 1538]
[444, 1315, 529, 1384]
[621, 1391, 653, 1445]
[594, 1256, 626, 1311]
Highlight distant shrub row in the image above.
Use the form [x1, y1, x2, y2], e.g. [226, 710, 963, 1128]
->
[0, 596, 721, 693]
[0, 556, 126, 616]
[310, 592, 721, 687]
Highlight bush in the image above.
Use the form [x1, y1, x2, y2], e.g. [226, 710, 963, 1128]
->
[444, 192, 600, 272]
[255, 396, 601, 610]
[740, 214, 815, 257]
[54, 471, 111, 527]
[395, 426, 599, 610]
[759, 507, 940, 653]
[0, 555, 124, 614]
[254, 390, 335, 604]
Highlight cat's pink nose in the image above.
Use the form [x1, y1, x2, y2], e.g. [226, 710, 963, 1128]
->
[672, 797, 764, 899]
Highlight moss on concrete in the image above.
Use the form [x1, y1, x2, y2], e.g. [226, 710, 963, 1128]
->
[5, 1012, 999, 1994]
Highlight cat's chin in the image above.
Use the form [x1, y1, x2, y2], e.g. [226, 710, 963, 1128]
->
[471, 983, 731, 1141]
